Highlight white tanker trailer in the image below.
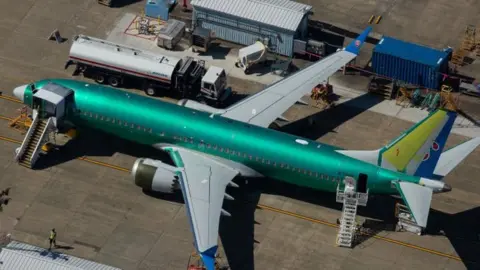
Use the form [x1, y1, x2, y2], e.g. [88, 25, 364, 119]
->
[64, 35, 231, 104]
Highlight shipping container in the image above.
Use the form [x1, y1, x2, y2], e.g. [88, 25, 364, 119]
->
[372, 36, 452, 90]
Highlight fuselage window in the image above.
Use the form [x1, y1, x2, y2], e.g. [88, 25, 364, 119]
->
[190, 137, 194, 143]
[106, 117, 110, 122]
[220, 147, 224, 152]
[100, 115, 104, 121]
[207, 144, 211, 148]
[89, 112, 93, 117]
[149, 128, 152, 133]
[243, 153, 247, 158]
[266, 160, 270, 165]
[231, 150, 235, 155]
[118, 120, 122, 125]
[124, 122, 128, 127]
[280, 163, 284, 168]
[256, 157, 260, 162]
[249, 155, 252, 160]
[285, 164, 289, 169]
[213, 145, 217, 150]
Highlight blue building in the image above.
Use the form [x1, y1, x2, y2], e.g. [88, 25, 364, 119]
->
[190, 0, 312, 57]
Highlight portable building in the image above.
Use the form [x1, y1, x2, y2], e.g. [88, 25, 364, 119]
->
[145, 0, 176, 21]
[372, 37, 452, 90]
[190, 0, 312, 57]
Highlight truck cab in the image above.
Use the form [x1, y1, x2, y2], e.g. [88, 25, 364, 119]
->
[199, 66, 231, 104]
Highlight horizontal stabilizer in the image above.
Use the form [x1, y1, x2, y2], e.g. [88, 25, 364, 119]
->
[434, 137, 480, 179]
[394, 181, 433, 227]
[336, 149, 379, 166]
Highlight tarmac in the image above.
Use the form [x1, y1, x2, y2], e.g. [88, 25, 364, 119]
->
[0, 1, 479, 270]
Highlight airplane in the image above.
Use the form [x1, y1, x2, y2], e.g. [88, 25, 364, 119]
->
[11, 27, 480, 270]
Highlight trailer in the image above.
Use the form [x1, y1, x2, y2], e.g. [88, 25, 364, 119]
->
[64, 35, 230, 104]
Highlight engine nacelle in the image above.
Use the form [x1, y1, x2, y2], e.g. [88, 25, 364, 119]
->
[177, 99, 226, 114]
[132, 158, 180, 193]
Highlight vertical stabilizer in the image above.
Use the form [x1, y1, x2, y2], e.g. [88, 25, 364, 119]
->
[379, 109, 456, 177]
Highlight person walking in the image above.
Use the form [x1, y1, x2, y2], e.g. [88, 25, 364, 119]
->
[49, 229, 57, 250]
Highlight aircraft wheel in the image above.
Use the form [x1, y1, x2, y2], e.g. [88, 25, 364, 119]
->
[145, 87, 157, 96]
[95, 74, 105, 84]
[108, 76, 121, 87]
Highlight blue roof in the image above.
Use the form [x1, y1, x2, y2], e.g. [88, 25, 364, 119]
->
[374, 36, 451, 67]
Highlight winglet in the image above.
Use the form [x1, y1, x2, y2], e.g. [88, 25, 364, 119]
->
[344, 26, 372, 55]
[200, 246, 218, 270]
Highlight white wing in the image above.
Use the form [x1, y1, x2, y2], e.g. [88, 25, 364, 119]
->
[220, 27, 372, 128]
[164, 147, 239, 270]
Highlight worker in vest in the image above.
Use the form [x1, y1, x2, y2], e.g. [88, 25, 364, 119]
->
[49, 229, 57, 250]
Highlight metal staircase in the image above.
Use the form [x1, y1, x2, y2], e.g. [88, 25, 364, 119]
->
[15, 112, 52, 168]
[335, 177, 368, 248]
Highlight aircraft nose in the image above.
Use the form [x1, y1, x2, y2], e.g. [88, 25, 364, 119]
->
[13, 85, 27, 102]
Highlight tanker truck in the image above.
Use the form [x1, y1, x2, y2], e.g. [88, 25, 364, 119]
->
[64, 35, 231, 105]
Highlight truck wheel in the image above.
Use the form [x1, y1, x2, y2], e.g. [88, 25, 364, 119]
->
[108, 77, 121, 87]
[95, 75, 105, 84]
[145, 87, 157, 96]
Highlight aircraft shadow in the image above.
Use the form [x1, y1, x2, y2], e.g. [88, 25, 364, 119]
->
[257, 177, 480, 268]
[279, 92, 384, 140]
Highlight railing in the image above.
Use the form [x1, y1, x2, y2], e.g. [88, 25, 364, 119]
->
[14, 113, 39, 161]
[30, 117, 53, 166]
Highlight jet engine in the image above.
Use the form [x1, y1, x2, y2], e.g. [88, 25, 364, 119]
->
[177, 99, 226, 114]
[131, 158, 180, 193]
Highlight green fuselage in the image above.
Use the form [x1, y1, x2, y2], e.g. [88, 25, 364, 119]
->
[26, 79, 420, 194]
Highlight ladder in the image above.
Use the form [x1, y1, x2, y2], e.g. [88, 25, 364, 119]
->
[15, 113, 52, 168]
[336, 197, 359, 247]
[335, 179, 368, 248]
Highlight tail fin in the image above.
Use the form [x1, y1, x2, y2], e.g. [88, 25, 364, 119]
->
[338, 109, 461, 178]
[381, 109, 457, 178]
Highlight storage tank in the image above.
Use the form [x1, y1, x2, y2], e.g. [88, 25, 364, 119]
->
[372, 37, 452, 90]
[68, 35, 181, 82]
[236, 41, 267, 72]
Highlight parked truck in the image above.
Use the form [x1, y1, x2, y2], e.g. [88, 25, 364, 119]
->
[64, 35, 231, 104]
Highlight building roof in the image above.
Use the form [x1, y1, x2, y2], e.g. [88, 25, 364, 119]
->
[0, 241, 120, 270]
[190, 0, 312, 32]
[374, 36, 452, 67]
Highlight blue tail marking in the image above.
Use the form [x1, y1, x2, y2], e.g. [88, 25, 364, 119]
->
[345, 26, 372, 55]
[414, 110, 457, 179]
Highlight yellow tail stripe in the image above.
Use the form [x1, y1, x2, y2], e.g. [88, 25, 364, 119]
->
[382, 110, 447, 171]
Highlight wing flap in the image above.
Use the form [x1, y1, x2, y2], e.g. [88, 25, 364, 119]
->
[394, 181, 433, 227]
[164, 147, 239, 270]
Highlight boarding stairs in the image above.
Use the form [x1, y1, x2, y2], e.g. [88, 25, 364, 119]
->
[335, 177, 368, 248]
[15, 112, 52, 168]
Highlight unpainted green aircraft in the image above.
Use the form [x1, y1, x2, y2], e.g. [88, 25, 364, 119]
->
[12, 27, 480, 269]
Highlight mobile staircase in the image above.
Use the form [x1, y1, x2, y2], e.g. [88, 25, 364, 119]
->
[335, 176, 368, 248]
[15, 111, 53, 168]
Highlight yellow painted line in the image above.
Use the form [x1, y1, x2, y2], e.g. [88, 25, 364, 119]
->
[0, 135, 21, 144]
[0, 95, 22, 103]
[0, 132, 468, 263]
[80, 157, 131, 173]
